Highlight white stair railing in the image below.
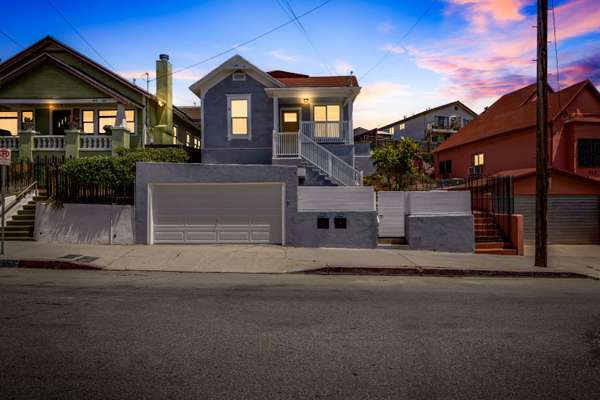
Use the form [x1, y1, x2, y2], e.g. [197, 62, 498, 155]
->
[299, 133, 362, 186]
[301, 121, 350, 144]
[80, 135, 112, 151]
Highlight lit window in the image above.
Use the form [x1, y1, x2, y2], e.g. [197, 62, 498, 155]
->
[98, 110, 135, 133]
[228, 95, 250, 137]
[21, 111, 34, 130]
[82, 110, 95, 134]
[313, 104, 340, 137]
[173, 126, 178, 144]
[473, 153, 484, 166]
[0, 111, 18, 136]
[398, 123, 405, 130]
[186, 132, 191, 147]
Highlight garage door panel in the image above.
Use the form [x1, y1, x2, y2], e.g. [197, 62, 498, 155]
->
[152, 184, 283, 244]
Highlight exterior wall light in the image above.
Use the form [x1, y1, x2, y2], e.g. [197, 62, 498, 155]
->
[303, 98, 309, 104]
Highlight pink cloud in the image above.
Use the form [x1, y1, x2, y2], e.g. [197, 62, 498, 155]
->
[409, 0, 600, 107]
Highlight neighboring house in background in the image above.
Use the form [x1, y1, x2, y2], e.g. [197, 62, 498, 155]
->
[434, 79, 600, 244]
[189, 55, 362, 186]
[0, 36, 200, 160]
[353, 127, 394, 176]
[379, 101, 478, 152]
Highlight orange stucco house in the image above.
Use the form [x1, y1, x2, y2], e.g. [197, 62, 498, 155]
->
[434, 80, 600, 243]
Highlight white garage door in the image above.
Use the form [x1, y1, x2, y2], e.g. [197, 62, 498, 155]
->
[151, 184, 283, 244]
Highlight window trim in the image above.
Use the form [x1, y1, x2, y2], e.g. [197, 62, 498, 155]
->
[227, 94, 252, 140]
[82, 110, 96, 134]
[473, 152, 485, 166]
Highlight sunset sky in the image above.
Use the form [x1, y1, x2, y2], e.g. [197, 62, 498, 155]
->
[1, 0, 599, 128]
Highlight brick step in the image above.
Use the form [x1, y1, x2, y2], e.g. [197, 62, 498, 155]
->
[475, 236, 505, 242]
[33, 196, 47, 202]
[22, 204, 37, 210]
[475, 227, 502, 234]
[475, 248, 519, 255]
[9, 215, 35, 222]
[17, 210, 35, 217]
[2, 231, 33, 238]
[2, 225, 34, 232]
[475, 241, 513, 249]
[2, 237, 35, 241]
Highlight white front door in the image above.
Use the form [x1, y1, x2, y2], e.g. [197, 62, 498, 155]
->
[151, 183, 284, 244]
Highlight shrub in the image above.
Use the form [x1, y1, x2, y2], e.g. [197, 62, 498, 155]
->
[62, 147, 189, 187]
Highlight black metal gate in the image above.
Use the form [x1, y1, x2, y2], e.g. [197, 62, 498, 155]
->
[467, 175, 514, 240]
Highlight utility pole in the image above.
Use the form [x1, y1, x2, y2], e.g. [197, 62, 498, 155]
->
[535, 0, 549, 267]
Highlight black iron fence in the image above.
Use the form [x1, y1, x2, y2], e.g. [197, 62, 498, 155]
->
[467, 175, 514, 239]
[3, 157, 134, 205]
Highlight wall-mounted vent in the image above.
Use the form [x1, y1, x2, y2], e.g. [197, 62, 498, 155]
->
[232, 71, 246, 81]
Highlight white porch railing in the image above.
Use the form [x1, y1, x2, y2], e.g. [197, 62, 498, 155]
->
[273, 131, 300, 158]
[300, 133, 362, 186]
[0, 136, 20, 150]
[33, 135, 64, 150]
[80, 135, 112, 151]
[301, 121, 351, 144]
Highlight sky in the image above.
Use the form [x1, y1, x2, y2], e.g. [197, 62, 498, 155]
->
[1, 0, 600, 129]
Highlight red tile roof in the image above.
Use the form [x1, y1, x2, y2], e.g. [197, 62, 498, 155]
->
[267, 71, 359, 88]
[434, 80, 594, 153]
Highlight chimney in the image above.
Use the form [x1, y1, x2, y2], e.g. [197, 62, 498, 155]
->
[156, 54, 173, 143]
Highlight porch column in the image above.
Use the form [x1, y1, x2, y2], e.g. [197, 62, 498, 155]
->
[64, 129, 81, 159]
[273, 96, 279, 133]
[347, 98, 354, 144]
[112, 103, 131, 156]
[18, 130, 34, 161]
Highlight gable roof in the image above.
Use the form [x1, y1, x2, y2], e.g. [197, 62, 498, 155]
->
[379, 101, 478, 130]
[0, 35, 198, 128]
[273, 75, 358, 88]
[434, 80, 597, 153]
[267, 70, 309, 79]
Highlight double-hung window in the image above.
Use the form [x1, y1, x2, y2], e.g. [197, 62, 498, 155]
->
[473, 152, 484, 166]
[313, 104, 340, 137]
[227, 94, 251, 139]
[82, 110, 95, 134]
[98, 109, 135, 134]
[0, 112, 18, 136]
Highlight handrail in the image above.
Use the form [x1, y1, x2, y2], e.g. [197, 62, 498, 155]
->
[300, 133, 362, 186]
[2, 181, 37, 218]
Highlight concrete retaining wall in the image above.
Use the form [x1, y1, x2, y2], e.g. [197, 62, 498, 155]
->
[34, 203, 134, 244]
[405, 214, 474, 252]
[291, 211, 378, 249]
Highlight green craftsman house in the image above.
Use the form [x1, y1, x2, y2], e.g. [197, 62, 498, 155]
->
[0, 36, 201, 160]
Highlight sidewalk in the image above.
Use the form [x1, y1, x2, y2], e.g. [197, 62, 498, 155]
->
[2, 241, 600, 279]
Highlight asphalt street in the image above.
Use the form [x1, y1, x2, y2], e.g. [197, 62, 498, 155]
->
[0, 268, 599, 399]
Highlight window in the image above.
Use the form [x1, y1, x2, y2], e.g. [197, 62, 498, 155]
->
[317, 217, 329, 229]
[232, 71, 246, 81]
[173, 126, 179, 144]
[186, 132, 191, 147]
[0, 111, 18, 136]
[439, 160, 452, 175]
[314, 104, 340, 137]
[227, 94, 251, 138]
[463, 118, 471, 126]
[21, 111, 34, 130]
[473, 153, 484, 166]
[82, 110, 95, 134]
[334, 216, 347, 229]
[398, 123, 406, 131]
[578, 139, 600, 167]
[435, 115, 449, 128]
[98, 109, 135, 133]
[194, 137, 200, 149]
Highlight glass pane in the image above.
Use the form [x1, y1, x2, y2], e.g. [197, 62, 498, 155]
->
[0, 119, 18, 135]
[231, 99, 248, 118]
[99, 110, 117, 117]
[0, 112, 17, 118]
[83, 110, 94, 122]
[99, 117, 116, 132]
[21, 111, 33, 122]
[314, 106, 326, 122]
[479, 153, 484, 165]
[127, 122, 135, 132]
[327, 105, 340, 122]
[232, 117, 248, 135]
[283, 112, 297, 123]
[83, 122, 95, 134]
[125, 110, 135, 122]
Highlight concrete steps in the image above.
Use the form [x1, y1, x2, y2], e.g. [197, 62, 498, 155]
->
[473, 212, 516, 255]
[2, 192, 47, 241]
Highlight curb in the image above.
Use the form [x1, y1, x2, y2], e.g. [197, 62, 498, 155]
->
[302, 266, 595, 279]
[0, 258, 104, 271]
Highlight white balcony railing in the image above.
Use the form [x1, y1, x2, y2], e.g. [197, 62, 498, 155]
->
[301, 121, 351, 144]
[0, 136, 20, 150]
[33, 135, 64, 150]
[80, 135, 112, 151]
[273, 131, 300, 158]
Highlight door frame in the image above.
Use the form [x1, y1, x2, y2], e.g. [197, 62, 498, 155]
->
[147, 182, 286, 245]
[49, 107, 73, 135]
[279, 107, 302, 132]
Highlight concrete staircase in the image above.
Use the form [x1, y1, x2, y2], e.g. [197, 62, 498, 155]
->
[2, 190, 47, 241]
[473, 211, 517, 255]
[304, 165, 336, 186]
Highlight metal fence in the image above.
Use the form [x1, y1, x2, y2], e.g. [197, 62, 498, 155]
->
[467, 175, 514, 240]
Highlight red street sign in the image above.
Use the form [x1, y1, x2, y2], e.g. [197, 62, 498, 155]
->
[0, 148, 11, 166]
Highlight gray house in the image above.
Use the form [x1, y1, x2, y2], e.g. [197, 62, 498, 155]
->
[379, 101, 477, 152]
[189, 55, 362, 186]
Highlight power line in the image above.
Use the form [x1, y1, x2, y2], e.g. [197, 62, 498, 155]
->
[359, 0, 436, 82]
[46, 0, 115, 69]
[149, 0, 333, 83]
[551, 0, 561, 109]
[0, 29, 23, 49]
